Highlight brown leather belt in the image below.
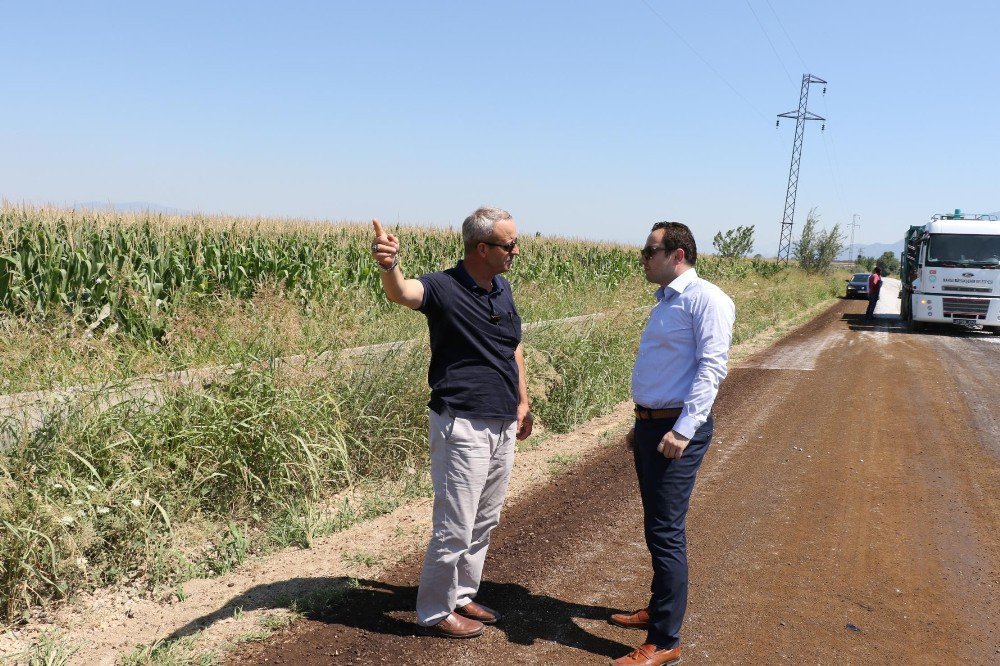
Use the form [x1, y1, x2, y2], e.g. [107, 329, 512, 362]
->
[634, 406, 682, 420]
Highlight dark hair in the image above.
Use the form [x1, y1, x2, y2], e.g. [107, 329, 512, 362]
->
[873, 266, 883, 275]
[651, 221, 697, 265]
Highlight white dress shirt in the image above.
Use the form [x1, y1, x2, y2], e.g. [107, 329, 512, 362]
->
[631, 267, 736, 439]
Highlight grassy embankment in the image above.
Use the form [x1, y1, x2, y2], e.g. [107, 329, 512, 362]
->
[0, 206, 843, 627]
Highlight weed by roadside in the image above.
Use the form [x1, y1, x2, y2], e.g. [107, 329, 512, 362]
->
[516, 431, 551, 453]
[119, 634, 216, 666]
[16, 632, 79, 666]
[546, 453, 581, 475]
[341, 551, 382, 569]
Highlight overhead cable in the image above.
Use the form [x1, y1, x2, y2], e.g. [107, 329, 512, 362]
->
[764, 0, 809, 72]
[638, 0, 771, 125]
[744, 0, 794, 86]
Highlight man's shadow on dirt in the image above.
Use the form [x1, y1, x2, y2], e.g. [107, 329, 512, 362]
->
[165, 576, 631, 659]
[842, 312, 908, 333]
[843, 312, 998, 337]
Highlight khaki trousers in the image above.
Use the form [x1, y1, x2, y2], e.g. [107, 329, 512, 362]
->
[415, 409, 517, 626]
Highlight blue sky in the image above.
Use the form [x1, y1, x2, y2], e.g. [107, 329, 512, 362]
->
[3, 1, 998, 253]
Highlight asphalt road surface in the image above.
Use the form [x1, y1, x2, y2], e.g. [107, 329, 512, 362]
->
[233, 296, 1000, 664]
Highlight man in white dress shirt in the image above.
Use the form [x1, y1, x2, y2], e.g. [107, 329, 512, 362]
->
[608, 221, 735, 666]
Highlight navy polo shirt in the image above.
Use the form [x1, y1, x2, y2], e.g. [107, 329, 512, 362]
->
[416, 260, 522, 420]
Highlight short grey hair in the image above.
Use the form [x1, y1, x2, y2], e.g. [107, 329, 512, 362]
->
[462, 206, 512, 253]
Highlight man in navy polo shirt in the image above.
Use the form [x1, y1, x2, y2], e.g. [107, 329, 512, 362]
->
[371, 207, 533, 639]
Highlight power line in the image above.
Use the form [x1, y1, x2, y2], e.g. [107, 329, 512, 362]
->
[820, 128, 849, 222]
[819, 94, 850, 215]
[744, 0, 794, 86]
[764, 0, 809, 72]
[638, 0, 771, 124]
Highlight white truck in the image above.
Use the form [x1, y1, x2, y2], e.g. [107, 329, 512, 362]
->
[899, 210, 1000, 333]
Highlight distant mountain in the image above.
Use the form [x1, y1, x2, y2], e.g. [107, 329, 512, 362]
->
[839, 240, 904, 261]
[74, 201, 189, 215]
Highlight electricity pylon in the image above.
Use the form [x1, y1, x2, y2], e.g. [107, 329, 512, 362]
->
[776, 74, 826, 263]
[849, 213, 860, 264]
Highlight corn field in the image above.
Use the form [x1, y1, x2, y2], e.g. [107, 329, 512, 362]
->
[0, 206, 649, 340]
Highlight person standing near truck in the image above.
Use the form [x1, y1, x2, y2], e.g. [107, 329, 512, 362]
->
[865, 266, 883, 321]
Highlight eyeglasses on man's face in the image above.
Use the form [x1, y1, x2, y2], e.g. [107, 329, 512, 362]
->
[640, 245, 671, 260]
[482, 238, 519, 253]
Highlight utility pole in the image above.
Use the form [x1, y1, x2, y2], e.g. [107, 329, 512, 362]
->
[849, 213, 860, 265]
[776, 74, 826, 263]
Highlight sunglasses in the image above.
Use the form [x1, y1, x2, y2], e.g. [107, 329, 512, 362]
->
[482, 238, 519, 253]
[640, 245, 672, 260]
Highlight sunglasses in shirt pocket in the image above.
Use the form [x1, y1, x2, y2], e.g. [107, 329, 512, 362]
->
[501, 310, 522, 345]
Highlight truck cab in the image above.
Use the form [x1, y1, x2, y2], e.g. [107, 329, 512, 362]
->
[900, 211, 1000, 333]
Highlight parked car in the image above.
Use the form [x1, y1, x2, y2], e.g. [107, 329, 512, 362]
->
[845, 273, 870, 299]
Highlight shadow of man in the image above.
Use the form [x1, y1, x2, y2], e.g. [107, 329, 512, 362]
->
[473, 580, 630, 657]
[842, 312, 908, 333]
[165, 576, 630, 659]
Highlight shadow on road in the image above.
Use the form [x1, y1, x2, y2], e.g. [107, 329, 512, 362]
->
[843, 312, 998, 338]
[164, 576, 630, 659]
[842, 312, 909, 333]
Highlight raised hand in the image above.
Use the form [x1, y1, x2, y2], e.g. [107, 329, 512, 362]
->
[371, 219, 399, 270]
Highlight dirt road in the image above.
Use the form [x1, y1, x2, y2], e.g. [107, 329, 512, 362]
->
[234, 298, 1000, 664]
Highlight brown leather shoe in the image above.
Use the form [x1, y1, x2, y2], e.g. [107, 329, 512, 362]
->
[455, 601, 500, 624]
[426, 612, 484, 639]
[610, 643, 681, 665]
[609, 608, 649, 630]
